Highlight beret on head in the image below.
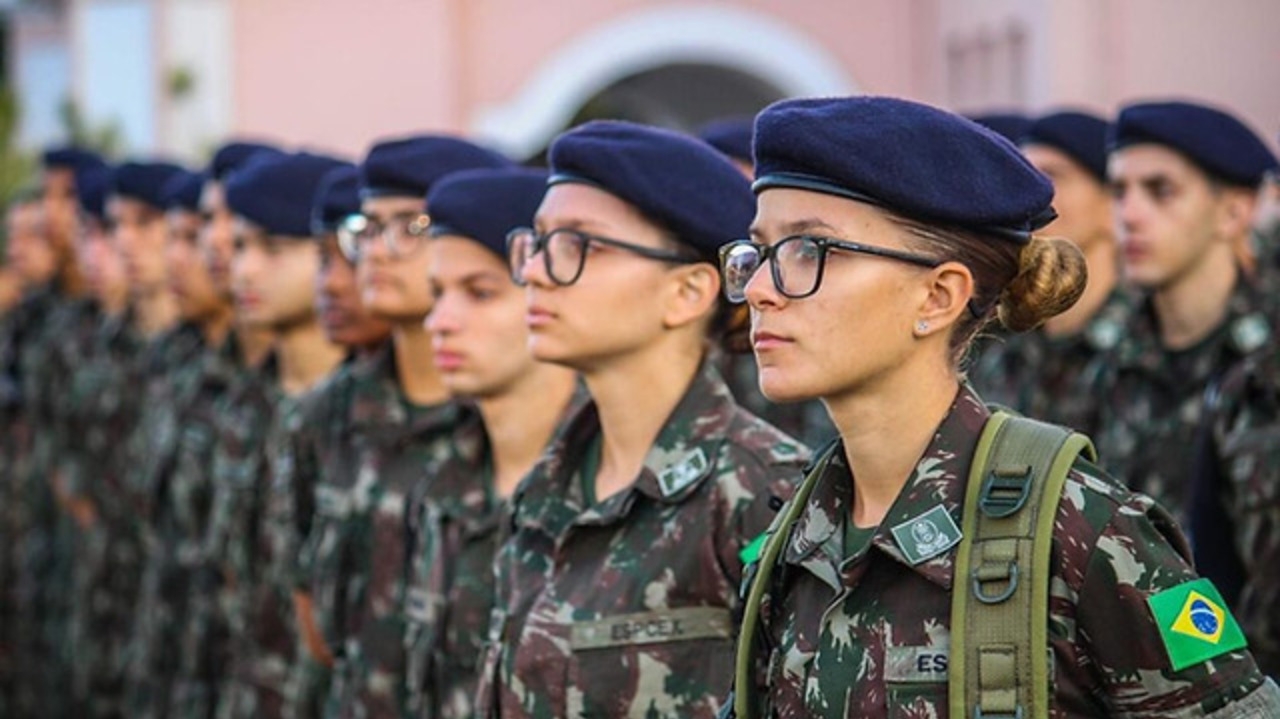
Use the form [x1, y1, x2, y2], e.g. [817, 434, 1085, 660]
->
[359, 135, 512, 199]
[966, 113, 1034, 143]
[225, 152, 349, 237]
[548, 120, 755, 257]
[161, 170, 209, 212]
[42, 146, 107, 174]
[310, 164, 361, 235]
[754, 97, 1056, 242]
[110, 161, 187, 210]
[210, 141, 286, 181]
[425, 167, 549, 257]
[75, 166, 113, 221]
[1109, 100, 1279, 188]
[1021, 111, 1110, 182]
[696, 116, 755, 165]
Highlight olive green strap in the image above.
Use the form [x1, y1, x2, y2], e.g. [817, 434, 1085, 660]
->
[732, 442, 838, 719]
[949, 411, 1095, 719]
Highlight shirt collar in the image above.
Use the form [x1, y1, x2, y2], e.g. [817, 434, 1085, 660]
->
[783, 384, 987, 592]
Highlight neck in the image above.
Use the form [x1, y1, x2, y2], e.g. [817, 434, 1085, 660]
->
[276, 318, 345, 396]
[392, 320, 450, 406]
[131, 287, 179, 339]
[197, 304, 235, 349]
[56, 263, 89, 299]
[1042, 237, 1118, 337]
[1151, 247, 1239, 351]
[583, 337, 704, 500]
[236, 324, 276, 368]
[99, 290, 129, 318]
[479, 364, 579, 499]
[825, 355, 959, 528]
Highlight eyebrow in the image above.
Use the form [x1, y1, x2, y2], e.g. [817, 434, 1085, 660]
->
[749, 216, 841, 240]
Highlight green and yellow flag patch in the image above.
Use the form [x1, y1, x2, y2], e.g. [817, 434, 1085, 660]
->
[1146, 578, 1247, 671]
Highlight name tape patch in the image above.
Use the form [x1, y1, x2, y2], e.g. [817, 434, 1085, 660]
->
[570, 606, 732, 651]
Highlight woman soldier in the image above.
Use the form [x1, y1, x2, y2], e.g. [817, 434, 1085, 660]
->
[402, 166, 581, 718]
[720, 97, 1280, 718]
[477, 121, 809, 719]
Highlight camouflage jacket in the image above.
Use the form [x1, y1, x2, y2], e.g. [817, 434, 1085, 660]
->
[287, 344, 466, 719]
[207, 352, 287, 719]
[475, 362, 808, 719]
[59, 310, 146, 520]
[403, 390, 585, 719]
[741, 384, 1279, 718]
[1088, 278, 1276, 528]
[1202, 350, 1280, 677]
[122, 322, 209, 528]
[968, 287, 1133, 433]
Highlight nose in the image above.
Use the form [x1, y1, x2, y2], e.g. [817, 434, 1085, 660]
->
[518, 248, 554, 288]
[743, 258, 784, 311]
[424, 294, 458, 334]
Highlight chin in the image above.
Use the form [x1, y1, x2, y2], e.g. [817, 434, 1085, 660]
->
[757, 367, 823, 404]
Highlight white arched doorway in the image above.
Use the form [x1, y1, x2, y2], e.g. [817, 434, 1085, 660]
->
[471, 5, 856, 160]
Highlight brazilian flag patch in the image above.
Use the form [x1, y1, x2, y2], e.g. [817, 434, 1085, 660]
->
[1146, 578, 1247, 671]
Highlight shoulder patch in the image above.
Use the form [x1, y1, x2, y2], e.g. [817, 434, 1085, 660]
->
[1147, 578, 1247, 671]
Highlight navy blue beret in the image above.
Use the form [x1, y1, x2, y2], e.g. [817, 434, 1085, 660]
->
[548, 120, 754, 257]
[75, 166, 113, 221]
[110, 161, 187, 210]
[161, 170, 208, 212]
[1022, 111, 1109, 182]
[310, 164, 361, 235]
[697, 116, 755, 165]
[359, 135, 512, 200]
[754, 97, 1056, 242]
[966, 113, 1034, 143]
[42, 146, 107, 173]
[210, 141, 286, 181]
[1109, 100, 1279, 188]
[426, 167, 549, 257]
[225, 152, 349, 237]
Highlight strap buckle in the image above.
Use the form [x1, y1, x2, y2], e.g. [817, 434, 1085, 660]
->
[971, 562, 1020, 604]
[979, 466, 1032, 518]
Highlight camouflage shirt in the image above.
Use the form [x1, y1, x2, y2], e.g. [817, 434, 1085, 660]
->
[1089, 278, 1276, 528]
[475, 362, 808, 719]
[968, 287, 1134, 433]
[1201, 349, 1280, 677]
[288, 344, 466, 719]
[741, 384, 1279, 718]
[403, 390, 585, 719]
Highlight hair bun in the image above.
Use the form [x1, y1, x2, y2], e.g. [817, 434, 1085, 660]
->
[997, 235, 1088, 332]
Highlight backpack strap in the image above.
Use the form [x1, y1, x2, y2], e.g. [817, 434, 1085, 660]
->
[729, 440, 840, 719]
[948, 410, 1095, 719]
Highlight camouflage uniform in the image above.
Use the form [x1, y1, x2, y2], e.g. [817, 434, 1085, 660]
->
[739, 384, 1280, 717]
[61, 309, 148, 716]
[121, 322, 210, 718]
[288, 345, 466, 719]
[402, 392, 584, 719]
[2, 287, 58, 715]
[1089, 278, 1276, 529]
[206, 354, 287, 719]
[1199, 348, 1280, 676]
[968, 287, 1134, 433]
[475, 362, 807, 719]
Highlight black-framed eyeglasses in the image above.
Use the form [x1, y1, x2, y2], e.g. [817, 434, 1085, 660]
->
[718, 234, 941, 303]
[505, 227, 699, 287]
[337, 212, 431, 262]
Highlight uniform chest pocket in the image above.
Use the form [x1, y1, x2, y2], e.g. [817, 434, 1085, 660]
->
[567, 607, 736, 718]
[884, 646, 949, 719]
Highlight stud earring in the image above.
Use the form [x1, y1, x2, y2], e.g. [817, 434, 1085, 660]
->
[916, 320, 929, 334]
